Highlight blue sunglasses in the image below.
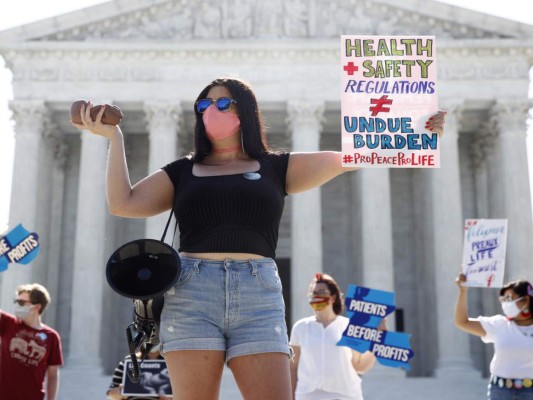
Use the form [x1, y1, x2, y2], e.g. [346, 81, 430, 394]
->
[195, 97, 237, 113]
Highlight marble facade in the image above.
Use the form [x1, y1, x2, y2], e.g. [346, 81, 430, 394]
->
[0, 0, 532, 377]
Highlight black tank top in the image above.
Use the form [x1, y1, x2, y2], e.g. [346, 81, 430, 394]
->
[162, 152, 290, 258]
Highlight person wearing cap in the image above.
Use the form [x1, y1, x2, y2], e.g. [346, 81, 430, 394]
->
[455, 273, 533, 399]
[289, 273, 385, 400]
[0, 283, 63, 400]
[107, 344, 172, 400]
[72, 77, 445, 400]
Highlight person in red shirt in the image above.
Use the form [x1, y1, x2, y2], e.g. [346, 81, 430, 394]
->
[0, 283, 63, 400]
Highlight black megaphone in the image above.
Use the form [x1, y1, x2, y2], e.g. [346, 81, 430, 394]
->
[106, 238, 180, 299]
[106, 238, 180, 382]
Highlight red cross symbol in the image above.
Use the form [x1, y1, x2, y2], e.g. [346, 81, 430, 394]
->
[343, 62, 359, 75]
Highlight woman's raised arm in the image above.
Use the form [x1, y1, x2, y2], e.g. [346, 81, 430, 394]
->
[70, 103, 174, 218]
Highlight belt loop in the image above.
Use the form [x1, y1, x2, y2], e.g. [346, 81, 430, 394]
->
[249, 260, 258, 276]
[193, 260, 201, 273]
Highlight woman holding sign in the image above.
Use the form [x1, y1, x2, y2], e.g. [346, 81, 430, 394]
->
[455, 273, 533, 399]
[290, 273, 384, 400]
[72, 77, 445, 400]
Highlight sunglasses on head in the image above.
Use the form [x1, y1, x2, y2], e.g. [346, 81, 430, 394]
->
[196, 97, 237, 113]
[13, 299, 32, 306]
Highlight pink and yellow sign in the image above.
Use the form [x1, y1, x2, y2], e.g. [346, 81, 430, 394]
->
[341, 36, 439, 168]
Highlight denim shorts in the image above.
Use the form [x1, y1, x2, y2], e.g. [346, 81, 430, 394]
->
[159, 257, 290, 362]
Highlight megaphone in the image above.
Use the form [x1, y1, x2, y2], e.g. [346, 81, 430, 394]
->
[106, 238, 180, 299]
[106, 238, 180, 382]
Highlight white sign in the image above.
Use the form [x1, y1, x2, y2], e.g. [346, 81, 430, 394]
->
[461, 219, 508, 288]
[341, 35, 439, 168]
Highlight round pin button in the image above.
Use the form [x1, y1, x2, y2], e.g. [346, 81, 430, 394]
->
[523, 379, 532, 388]
[243, 172, 261, 180]
[498, 378, 504, 388]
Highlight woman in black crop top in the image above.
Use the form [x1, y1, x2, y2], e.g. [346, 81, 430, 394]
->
[71, 77, 446, 400]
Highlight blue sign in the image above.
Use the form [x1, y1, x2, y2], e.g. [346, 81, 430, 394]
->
[337, 285, 414, 370]
[0, 224, 40, 272]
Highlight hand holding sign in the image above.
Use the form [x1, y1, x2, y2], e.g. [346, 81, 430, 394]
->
[337, 285, 414, 370]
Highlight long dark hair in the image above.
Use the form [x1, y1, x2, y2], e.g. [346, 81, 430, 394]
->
[314, 273, 344, 315]
[192, 77, 269, 161]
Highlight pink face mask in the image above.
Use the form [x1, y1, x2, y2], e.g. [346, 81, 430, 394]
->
[202, 106, 240, 141]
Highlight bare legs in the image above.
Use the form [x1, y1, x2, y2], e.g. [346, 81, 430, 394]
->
[164, 350, 225, 400]
[230, 353, 292, 400]
[164, 351, 292, 400]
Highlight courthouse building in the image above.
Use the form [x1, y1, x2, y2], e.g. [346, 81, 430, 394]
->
[0, 0, 532, 378]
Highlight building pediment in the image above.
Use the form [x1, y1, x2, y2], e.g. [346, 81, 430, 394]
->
[1, 0, 532, 43]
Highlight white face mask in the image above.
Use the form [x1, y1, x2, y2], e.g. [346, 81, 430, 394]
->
[501, 297, 524, 319]
[14, 304, 33, 320]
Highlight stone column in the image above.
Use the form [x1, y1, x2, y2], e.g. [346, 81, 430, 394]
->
[470, 117, 498, 219]
[143, 101, 181, 240]
[358, 168, 396, 326]
[0, 100, 48, 308]
[469, 118, 500, 369]
[44, 138, 69, 327]
[491, 99, 533, 280]
[357, 167, 403, 378]
[358, 169, 395, 290]
[68, 130, 109, 367]
[287, 100, 324, 322]
[429, 100, 475, 376]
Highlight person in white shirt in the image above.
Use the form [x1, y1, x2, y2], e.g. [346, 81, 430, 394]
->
[454, 273, 533, 400]
[289, 273, 383, 400]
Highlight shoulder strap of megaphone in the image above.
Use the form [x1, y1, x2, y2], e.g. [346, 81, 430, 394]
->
[160, 209, 178, 245]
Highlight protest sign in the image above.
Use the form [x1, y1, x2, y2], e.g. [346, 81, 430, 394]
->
[341, 35, 438, 168]
[122, 359, 172, 397]
[337, 284, 414, 370]
[0, 224, 40, 272]
[462, 219, 508, 288]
